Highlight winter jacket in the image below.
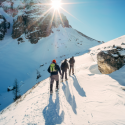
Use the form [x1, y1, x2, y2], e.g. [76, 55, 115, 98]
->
[69, 57, 75, 65]
[61, 61, 69, 71]
[48, 62, 61, 76]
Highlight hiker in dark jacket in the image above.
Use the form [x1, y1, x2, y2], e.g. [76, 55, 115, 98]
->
[48, 59, 61, 93]
[69, 56, 75, 75]
[61, 59, 69, 81]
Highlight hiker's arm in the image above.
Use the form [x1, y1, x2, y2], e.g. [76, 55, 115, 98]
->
[47, 66, 50, 73]
[58, 66, 61, 75]
[67, 63, 69, 69]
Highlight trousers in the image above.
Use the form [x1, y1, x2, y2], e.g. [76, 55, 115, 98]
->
[50, 74, 59, 91]
[69, 64, 74, 75]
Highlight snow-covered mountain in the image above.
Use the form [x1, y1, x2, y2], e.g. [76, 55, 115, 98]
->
[0, 1, 125, 124]
[0, 0, 102, 111]
[0, 35, 125, 125]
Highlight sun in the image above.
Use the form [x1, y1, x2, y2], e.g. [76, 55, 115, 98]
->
[51, 0, 62, 10]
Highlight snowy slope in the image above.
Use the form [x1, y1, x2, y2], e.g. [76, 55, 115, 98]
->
[0, 23, 100, 111]
[90, 35, 125, 62]
[0, 51, 125, 125]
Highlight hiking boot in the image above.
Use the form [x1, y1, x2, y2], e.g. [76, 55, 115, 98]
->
[55, 88, 59, 92]
[72, 73, 74, 75]
[65, 79, 68, 81]
[50, 90, 53, 94]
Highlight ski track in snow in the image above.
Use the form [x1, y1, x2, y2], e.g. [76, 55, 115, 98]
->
[0, 52, 125, 125]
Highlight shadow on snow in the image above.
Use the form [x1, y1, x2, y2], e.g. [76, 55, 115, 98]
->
[108, 66, 125, 91]
[62, 81, 77, 114]
[71, 75, 86, 97]
[43, 93, 64, 125]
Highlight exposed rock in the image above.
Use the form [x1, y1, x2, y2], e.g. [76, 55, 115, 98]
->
[12, 4, 70, 44]
[1, 1, 18, 17]
[97, 48, 125, 74]
[17, 37, 24, 44]
[0, 14, 10, 40]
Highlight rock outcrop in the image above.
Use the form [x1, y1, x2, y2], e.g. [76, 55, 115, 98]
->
[12, 4, 70, 44]
[0, 14, 10, 40]
[97, 46, 125, 74]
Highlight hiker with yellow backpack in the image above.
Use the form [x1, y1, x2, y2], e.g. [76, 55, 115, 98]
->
[48, 59, 61, 94]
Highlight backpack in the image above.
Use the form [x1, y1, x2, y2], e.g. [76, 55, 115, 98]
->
[69, 58, 74, 64]
[61, 62, 68, 70]
[50, 63, 58, 72]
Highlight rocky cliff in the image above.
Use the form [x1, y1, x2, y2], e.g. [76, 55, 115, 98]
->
[12, 4, 70, 44]
[0, 14, 10, 40]
[97, 46, 125, 74]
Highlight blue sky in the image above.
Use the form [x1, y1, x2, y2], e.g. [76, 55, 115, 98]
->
[60, 0, 125, 42]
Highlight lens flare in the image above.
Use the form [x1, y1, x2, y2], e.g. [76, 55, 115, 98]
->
[51, 0, 61, 10]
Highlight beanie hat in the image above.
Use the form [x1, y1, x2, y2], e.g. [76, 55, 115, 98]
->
[52, 59, 56, 63]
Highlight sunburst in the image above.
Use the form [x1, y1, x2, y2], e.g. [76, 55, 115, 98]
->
[51, 0, 62, 10]
[28, 1, 87, 34]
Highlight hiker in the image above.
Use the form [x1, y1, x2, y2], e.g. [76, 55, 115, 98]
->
[48, 59, 61, 94]
[61, 59, 69, 81]
[69, 56, 75, 75]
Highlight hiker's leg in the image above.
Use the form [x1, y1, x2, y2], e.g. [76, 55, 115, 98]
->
[72, 66, 74, 74]
[62, 70, 64, 79]
[50, 76, 54, 92]
[55, 75, 59, 89]
[56, 81, 59, 89]
[50, 84, 53, 92]
[69, 65, 71, 75]
[65, 70, 67, 79]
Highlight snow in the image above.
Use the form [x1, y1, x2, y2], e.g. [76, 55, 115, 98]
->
[0, 28, 125, 124]
[0, 52, 125, 125]
[119, 50, 125, 56]
[2, 1, 25, 9]
[1, 2, 11, 8]
[0, 8, 13, 24]
[90, 35, 125, 62]
[0, 1, 125, 124]
[0, 35, 125, 125]
[7, 86, 13, 91]
[0, 23, 100, 111]
[112, 54, 119, 57]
